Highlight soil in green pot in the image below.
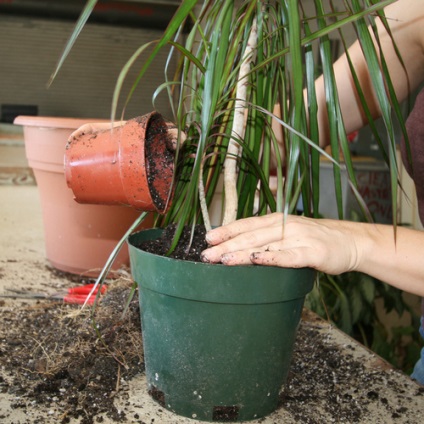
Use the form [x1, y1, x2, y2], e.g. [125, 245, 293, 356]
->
[134, 223, 208, 261]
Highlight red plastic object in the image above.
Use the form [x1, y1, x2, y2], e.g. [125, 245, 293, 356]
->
[67, 284, 107, 295]
[62, 294, 97, 305]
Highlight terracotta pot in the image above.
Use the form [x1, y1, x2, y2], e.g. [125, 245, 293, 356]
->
[64, 112, 175, 214]
[14, 116, 153, 277]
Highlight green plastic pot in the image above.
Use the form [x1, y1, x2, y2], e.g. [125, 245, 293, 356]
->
[128, 229, 315, 422]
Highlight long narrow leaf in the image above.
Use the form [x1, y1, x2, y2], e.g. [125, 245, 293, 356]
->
[113, 0, 197, 121]
[48, 0, 98, 85]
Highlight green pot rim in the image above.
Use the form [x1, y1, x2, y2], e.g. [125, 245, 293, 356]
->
[128, 229, 315, 305]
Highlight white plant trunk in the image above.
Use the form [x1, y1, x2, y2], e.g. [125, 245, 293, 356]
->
[222, 19, 257, 226]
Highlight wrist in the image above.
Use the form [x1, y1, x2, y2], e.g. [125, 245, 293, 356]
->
[343, 221, 376, 273]
[353, 222, 390, 274]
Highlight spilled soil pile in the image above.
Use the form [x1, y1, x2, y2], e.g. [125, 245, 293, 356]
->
[0, 276, 142, 424]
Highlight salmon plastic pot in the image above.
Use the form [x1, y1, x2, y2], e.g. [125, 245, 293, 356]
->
[64, 112, 175, 214]
[128, 228, 315, 422]
[14, 115, 153, 277]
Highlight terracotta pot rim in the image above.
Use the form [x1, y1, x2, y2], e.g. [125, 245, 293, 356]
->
[14, 115, 110, 130]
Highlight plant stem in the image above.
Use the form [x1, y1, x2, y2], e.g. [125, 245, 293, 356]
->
[222, 18, 257, 226]
[199, 158, 212, 231]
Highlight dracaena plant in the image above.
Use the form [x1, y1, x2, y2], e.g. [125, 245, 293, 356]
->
[53, 0, 405, 285]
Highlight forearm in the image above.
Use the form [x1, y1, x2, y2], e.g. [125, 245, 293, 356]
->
[355, 223, 424, 296]
[316, 0, 424, 146]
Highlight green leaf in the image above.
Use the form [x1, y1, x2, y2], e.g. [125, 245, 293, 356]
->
[48, 0, 98, 86]
[350, 286, 363, 326]
[359, 275, 376, 305]
[114, 0, 198, 121]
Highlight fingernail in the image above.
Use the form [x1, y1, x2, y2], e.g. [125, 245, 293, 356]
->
[200, 252, 210, 263]
[205, 232, 213, 244]
[221, 254, 232, 264]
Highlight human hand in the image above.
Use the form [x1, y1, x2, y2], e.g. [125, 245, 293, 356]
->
[201, 213, 363, 275]
[165, 122, 187, 150]
[68, 121, 126, 142]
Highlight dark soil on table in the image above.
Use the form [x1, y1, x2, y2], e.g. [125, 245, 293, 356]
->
[282, 314, 424, 423]
[0, 273, 143, 424]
